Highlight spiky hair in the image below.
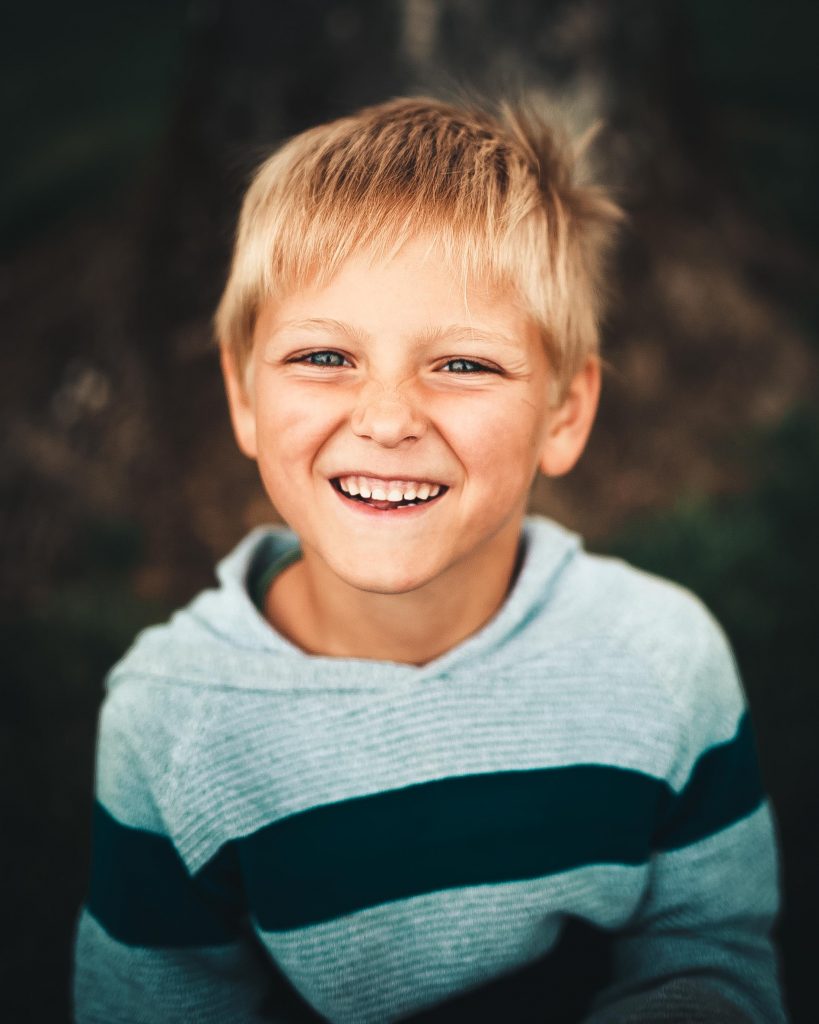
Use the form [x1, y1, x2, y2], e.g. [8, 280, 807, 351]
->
[215, 94, 622, 398]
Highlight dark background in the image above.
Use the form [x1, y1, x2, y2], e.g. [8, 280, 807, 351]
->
[2, 2, 817, 1021]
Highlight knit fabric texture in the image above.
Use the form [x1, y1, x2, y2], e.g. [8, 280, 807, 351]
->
[73, 515, 788, 1023]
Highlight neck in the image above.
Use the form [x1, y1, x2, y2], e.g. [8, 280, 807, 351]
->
[265, 519, 525, 666]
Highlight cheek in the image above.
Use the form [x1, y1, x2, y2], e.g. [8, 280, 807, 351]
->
[256, 387, 340, 465]
[444, 400, 543, 486]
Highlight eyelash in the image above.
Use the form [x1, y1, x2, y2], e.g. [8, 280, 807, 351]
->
[293, 351, 350, 368]
[291, 351, 499, 374]
[440, 358, 497, 374]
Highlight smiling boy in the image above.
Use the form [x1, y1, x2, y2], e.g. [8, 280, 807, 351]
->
[223, 236, 598, 665]
[74, 98, 787, 1022]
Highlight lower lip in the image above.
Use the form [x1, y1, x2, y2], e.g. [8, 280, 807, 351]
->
[329, 480, 447, 518]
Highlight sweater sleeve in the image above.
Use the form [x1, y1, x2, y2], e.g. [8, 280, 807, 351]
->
[583, 614, 789, 1024]
[72, 686, 287, 1024]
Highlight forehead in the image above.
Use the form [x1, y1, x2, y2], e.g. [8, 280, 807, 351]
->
[257, 236, 539, 352]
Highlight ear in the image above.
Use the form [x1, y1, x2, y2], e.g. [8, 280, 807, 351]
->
[219, 345, 258, 459]
[537, 355, 601, 477]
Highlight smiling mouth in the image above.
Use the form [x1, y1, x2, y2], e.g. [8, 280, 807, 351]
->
[330, 477, 449, 511]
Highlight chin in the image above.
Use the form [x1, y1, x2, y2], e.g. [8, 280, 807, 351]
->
[334, 562, 435, 596]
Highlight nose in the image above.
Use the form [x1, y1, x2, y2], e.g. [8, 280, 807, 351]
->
[350, 385, 427, 447]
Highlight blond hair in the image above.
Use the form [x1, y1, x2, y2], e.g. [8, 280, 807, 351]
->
[215, 95, 622, 399]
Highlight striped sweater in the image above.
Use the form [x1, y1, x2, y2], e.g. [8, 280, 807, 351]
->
[73, 515, 787, 1023]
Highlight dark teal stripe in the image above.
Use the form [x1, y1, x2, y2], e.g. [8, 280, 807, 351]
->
[248, 544, 302, 610]
[654, 710, 764, 851]
[241, 764, 661, 931]
[87, 712, 764, 944]
[87, 802, 242, 947]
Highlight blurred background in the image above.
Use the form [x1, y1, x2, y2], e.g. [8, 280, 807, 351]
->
[2, 1, 817, 1021]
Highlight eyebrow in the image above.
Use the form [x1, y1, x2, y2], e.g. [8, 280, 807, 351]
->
[270, 318, 367, 343]
[272, 318, 521, 349]
[417, 324, 522, 349]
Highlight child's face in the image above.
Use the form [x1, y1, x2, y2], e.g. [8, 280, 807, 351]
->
[223, 236, 598, 596]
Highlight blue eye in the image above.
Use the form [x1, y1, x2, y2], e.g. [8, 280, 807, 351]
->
[296, 351, 350, 367]
[441, 358, 496, 374]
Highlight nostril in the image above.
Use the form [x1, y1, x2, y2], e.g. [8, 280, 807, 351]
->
[350, 395, 428, 445]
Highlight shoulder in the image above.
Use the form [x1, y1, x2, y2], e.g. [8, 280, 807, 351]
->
[570, 546, 737, 680]
[107, 523, 299, 691]
[519, 518, 748, 781]
[566, 546, 748, 782]
[570, 544, 726, 657]
[93, 525, 300, 852]
[524, 515, 738, 693]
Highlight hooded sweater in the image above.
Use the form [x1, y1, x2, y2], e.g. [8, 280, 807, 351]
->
[73, 515, 787, 1023]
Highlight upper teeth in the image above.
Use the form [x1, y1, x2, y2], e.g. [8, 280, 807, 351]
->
[337, 476, 442, 501]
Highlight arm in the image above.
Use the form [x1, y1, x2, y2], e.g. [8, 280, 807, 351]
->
[584, 622, 788, 1023]
[583, 801, 786, 1023]
[73, 690, 289, 1024]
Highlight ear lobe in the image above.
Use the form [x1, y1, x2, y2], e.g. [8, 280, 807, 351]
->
[220, 345, 258, 459]
[537, 356, 601, 478]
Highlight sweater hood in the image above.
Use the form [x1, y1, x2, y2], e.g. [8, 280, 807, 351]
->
[108, 515, 581, 693]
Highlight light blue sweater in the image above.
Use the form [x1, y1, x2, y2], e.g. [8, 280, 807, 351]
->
[73, 515, 787, 1022]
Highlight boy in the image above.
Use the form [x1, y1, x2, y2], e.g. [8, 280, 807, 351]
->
[73, 97, 787, 1022]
